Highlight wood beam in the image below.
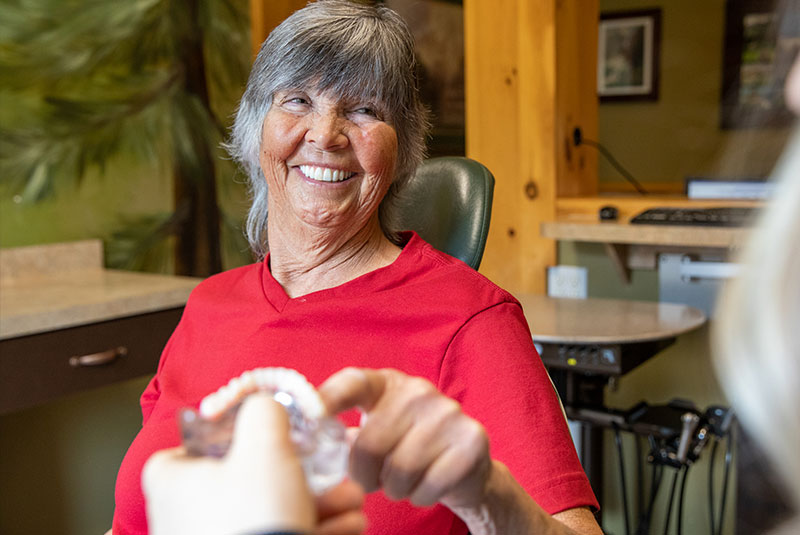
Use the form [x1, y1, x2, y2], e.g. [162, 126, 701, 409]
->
[464, 0, 598, 293]
[465, 0, 598, 293]
[249, 0, 307, 57]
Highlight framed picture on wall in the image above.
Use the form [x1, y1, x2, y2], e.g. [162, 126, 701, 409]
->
[720, 0, 800, 129]
[597, 9, 661, 102]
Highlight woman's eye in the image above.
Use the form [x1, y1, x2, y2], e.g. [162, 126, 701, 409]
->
[352, 107, 381, 119]
[288, 97, 308, 105]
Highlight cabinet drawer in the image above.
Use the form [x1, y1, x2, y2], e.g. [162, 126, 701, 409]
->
[0, 308, 183, 414]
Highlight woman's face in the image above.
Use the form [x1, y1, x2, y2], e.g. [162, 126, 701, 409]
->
[259, 86, 398, 236]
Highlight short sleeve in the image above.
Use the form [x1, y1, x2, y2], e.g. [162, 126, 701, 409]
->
[437, 301, 598, 514]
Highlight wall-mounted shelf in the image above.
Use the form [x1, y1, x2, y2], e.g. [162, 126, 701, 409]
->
[541, 220, 751, 248]
[542, 195, 759, 282]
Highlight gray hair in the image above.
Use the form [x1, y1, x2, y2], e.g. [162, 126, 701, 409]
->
[227, 0, 430, 259]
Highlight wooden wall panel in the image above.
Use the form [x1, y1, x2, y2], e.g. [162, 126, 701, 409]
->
[466, 0, 598, 293]
[556, 0, 599, 197]
[515, 0, 558, 294]
[250, 0, 307, 56]
[465, 0, 528, 291]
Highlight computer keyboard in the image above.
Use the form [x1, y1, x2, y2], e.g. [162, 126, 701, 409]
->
[629, 207, 757, 227]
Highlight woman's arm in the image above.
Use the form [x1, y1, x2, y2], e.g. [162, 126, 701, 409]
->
[449, 460, 601, 535]
[436, 302, 601, 534]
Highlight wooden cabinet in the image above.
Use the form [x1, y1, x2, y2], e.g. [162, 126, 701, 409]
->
[0, 240, 200, 413]
[0, 309, 182, 414]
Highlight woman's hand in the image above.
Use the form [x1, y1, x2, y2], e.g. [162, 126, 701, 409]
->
[319, 367, 492, 510]
[319, 367, 604, 535]
[142, 393, 317, 535]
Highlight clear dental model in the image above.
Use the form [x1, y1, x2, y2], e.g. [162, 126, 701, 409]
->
[179, 367, 350, 495]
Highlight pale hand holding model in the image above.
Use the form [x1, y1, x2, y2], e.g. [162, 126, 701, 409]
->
[142, 392, 364, 535]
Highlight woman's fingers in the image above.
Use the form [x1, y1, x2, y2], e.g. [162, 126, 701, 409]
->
[347, 371, 441, 492]
[347, 396, 413, 492]
[321, 367, 492, 507]
[383, 402, 489, 506]
[377, 398, 461, 500]
[321, 368, 412, 491]
[411, 427, 491, 508]
[315, 479, 366, 535]
[319, 367, 387, 414]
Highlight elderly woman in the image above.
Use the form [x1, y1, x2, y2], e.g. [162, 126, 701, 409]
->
[113, 1, 600, 534]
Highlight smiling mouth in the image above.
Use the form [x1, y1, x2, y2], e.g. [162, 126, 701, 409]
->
[299, 165, 357, 183]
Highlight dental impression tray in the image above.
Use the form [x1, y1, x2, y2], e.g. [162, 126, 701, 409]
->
[179, 367, 349, 495]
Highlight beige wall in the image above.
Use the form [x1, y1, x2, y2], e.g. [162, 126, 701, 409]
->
[599, 0, 792, 191]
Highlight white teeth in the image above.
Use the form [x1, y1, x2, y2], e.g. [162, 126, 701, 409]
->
[299, 165, 355, 183]
[199, 367, 326, 420]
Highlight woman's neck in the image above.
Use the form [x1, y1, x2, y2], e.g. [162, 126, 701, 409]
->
[266, 217, 401, 298]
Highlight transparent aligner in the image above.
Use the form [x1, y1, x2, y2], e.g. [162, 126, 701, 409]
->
[179, 375, 350, 495]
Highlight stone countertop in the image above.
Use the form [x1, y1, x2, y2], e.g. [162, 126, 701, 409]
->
[1, 242, 704, 344]
[515, 293, 706, 344]
[0, 240, 201, 340]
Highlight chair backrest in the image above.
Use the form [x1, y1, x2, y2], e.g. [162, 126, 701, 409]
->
[394, 156, 495, 270]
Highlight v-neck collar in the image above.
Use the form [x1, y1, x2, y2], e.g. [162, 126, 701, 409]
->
[260, 231, 421, 312]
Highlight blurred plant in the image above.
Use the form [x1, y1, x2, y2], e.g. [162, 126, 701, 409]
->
[0, 0, 252, 276]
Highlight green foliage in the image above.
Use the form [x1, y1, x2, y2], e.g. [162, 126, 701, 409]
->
[0, 0, 252, 272]
[104, 211, 178, 272]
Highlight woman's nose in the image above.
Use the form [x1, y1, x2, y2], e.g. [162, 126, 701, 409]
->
[305, 111, 348, 151]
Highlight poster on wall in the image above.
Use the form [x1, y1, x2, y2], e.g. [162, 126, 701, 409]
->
[597, 9, 661, 102]
[720, 0, 800, 128]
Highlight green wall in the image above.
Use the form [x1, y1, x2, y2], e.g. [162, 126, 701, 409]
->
[0, 156, 172, 249]
[598, 0, 791, 190]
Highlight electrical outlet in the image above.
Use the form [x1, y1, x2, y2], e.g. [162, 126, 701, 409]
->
[547, 265, 588, 299]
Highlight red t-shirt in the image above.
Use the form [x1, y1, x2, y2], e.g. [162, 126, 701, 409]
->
[113, 232, 597, 534]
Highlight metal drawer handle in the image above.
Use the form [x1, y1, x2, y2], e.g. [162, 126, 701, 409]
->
[69, 346, 128, 367]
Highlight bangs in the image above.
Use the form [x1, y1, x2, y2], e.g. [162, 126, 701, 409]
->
[265, 13, 415, 122]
